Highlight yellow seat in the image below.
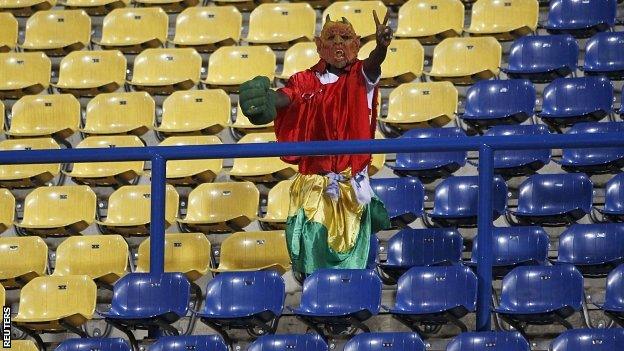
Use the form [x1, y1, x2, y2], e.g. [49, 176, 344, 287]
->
[13, 275, 96, 333]
[396, 0, 464, 44]
[61, 0, 128, 16]
[3, 340, 39, 351]
[155, 90, 230, 136]
[54, 50, 127, 97]
[64, 136, 145, 187]
[159, 136, 223, 185]
[7, 94, 80, 140]
[53, 235, 128, 286]
[258, 180, 291, 230]
[425, 37, 501, 85]
[0, 138, 61, 188]
[97, 184, 179, 236]
[369, 131, 386, 176]
[94, 7, 168, 54]
[136, 233, 211, 281]
[0, 13, 17, 52]
[0, 52, 50, 99]
[213, 0, 275, 12]
[204, 45, 275, 92]
[465, 0, 538, 41]
[230, 133, 297, 183]
[178, 181, 259, 233]
[0, 0, 55, 17]
[129, 48, 202, 95]
[358, 39, 424, 87]
[322, 1, 388, 42]
[19, 10, 91, 56]
[0, 236, 47, 289]
[134, 0, 197, 14]
[212, 230, 291, 274]
[231, 101, 274, 136]
[245, 3, 315, 49]
[0, 189, 15, 234]
[15, 185, 96, 237]
[82, 92, 154, 136]
[277, 42, 319, 80]
[170, 6, 241, 52]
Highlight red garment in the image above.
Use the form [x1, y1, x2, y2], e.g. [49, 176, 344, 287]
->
[275, 59, 379, 176]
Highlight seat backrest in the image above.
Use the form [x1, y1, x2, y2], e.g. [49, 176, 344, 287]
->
[432, 175, 508, 217]
[185, 181, 259, 222]
[10, 94, 80, 137]
[21, 185, 96, 227]
[322, 1, 388, 39]
[106, 184, 179, 225]
[386, 82, 458, 124]
[396, 0, 464, 39]
[160, 90, 230, 131]
[430, 37, 501, 75]
[84, 92, 154, 134]
[132, 48, 202, 85]
[6, 340, 39, 351]
[558, 223, 624, 266]
[605, 173, 624, 213]
[160, 136, 224, 179]
[150, 336, 228, 351]
[370, 177, 424, 219]
[0, 236, 47, 281]
[248, 334, 328, 351]
[100, 7, 168, 45]
[264, 179, 293, 221]
[446, 331, 530, 351]
[469, 0, 538, 32]
[562, 122, 624, 164]
[551, 328, 624, 351]
[358, 39, 424, 79]
[344, 332, 425, 351]
[173, 6, 241, 44]
[396, 127, 466, 169]
[55, 338, 132, 351]
[54, 234, 128, 280]
[464, 79, 535, 118]
[604, 264, 624, 311]
[71, 135, 145, 176]
[232, 133, 297, 175]
[472, 226, 549, 266]
[279, 42, 319, 79]
[0, 188, 14, 232]
[58, 50, 126, 89]
[507, 34, 578, 71]
[547, 0, 617, 28]
[0, 52, 50, 91]
[541, 76, 613, 116]
[216, 231, 291, 273]
[486, 124, 551, 167]
[247, 3, 315, 42]
[0, 13, 17, 51]
[584, 32, 624, 71]
[23, 9, 91, 48]
[206, 45, 276, 85]
[516, 173, 593, 214]
[385, 228, 463, 267]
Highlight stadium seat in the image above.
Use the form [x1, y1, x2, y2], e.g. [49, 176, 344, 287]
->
[561, 122, 624, 174]
[170, 6, 242, 52]
[395, 0, 463, 44]
[156, 90, 230, 136]
[344, 332, 425, 351]
[425, 37, 501, 85]
[461, 79, 536, 131]
[56, 338, 132, 351]
[446, 332, 530, 351]
[150, 336, 228, 351]
[370, 177, 424, 228]
[277, 42, 319, 80]
[95, 7, 168, 54]
[0, 189, 14, 233]
[487, 124, 551, 177]
[389, 265, 478, 335]
[358, 39, 424, 87]
[322, 1, 388, 42]
[7, 94, 80, 140]
[61, 0, 128, 16]
[82, 92, 154, 136]
[129, 48, 202, 95]
[64, 136, 145, 187]
[178, 181, 258, 233]
[259, 179, 292, 230]
[19, 9, 90, 56]
[97, 184, 179, 236]
[4, 340, 39, 351]
[230, 133, 298, 183]
[54, 50, 127, 97]
[377, 228, 463, 284]
[369, 132, 386, 176]
[198, 271, 285, 347]
[583, 32, 624, 80]
[465, 0, 538, 41]
[248, 334, 328, 351]
[53, 235, 128, 286]
[160, 136, 223, 186]
[0, 52, 50, 99]
[599, 264, 624, 327]
[245, 3, 315, 49]
[133, 0, 197, 14]
[508, 173, 593, 226]
[550, 328, 624, 351]
[0, 138, 61, 188]
[15, 185, 96, 237]
[494, 265, 584, 337]
[0, 236, 47, 289]
[544, 0, 617, 38]
[0, 0, 55, 16]
[136, 233, 211, 281]
[599, 173, 624, 222]
[211, 230, 291, 274]
[502, 35, 579, 83]
[231, 101, 275, 136]
[204, 45, 276, 92]
[0, 13, 17, 52]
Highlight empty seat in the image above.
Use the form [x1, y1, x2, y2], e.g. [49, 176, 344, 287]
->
[170, 6, 241, 52]
[322, 1, 388, 42]
[129, 48, 202, 95]
[0, 13, 17, 52]
[212, 0, 271, 12]
[550, 328, 624, 351]
[178, 181, 258, 233]
[358, 39, 424, 87]
[544, 0, 617, 38]
[61, 0, 128, 16]
[19, 9, 90, 56]
[54, 50, 127, 97]
[3, 340, 38, 351]
[95, 7, 168, 54]
[502, 35, 579, 83]
[231, 101, 275, 137]
[425, 37, 501, 85]
[7, 94, 80, 140]
[204, 45, 276, 92]
[97, 184, 179, 236]
[599, 264, 624, 327]
[370, 177, 424, 228]
[155, 90, 230, 136]
[136, 233, 211, 281]
[64, 136, 145, 187]
[0, 236, 47, 289]
[0, 189, 14, 233]
[465, 0, 538, 41]
[133, 0, 197, 14]
[15, 185, 96, 237]
[211, 231, 290, 274]
[160, 136, 223, 186]
[249, 334, 328, 351]
[0, 52, 50, 99]
[0, 0, 55, 16]
[53, 235, 128, 286]
[561, 122, 624, 174]
[0, 138, 61, 188]
[395, 0, 463, 44]
[277, 42, 319, 80]
[245, 3, 315, 49]
[508, 173, 593, 226]
[259, 179, 292, 230]
[150, 336, 228, 351]
[583, 32, 624, 80]
[599, 173, 624, 222]
[56, 338, 132, 351]
[487, 124, 551, 177]
[230, 133, 298, 183]
[82, 92, 154, 136]
[344, 332, 425, 351]
[446, 332, 530, 351]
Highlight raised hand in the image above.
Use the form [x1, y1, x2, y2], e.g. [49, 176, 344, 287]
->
[239, 76, 277, 125]
[373, 10, 393, 47]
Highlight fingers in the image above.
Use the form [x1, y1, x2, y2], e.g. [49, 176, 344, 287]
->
[373, 10, 380, 26]
[383, 11, 389, 25]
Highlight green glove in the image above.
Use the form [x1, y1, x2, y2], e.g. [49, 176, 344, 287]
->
[239, 76, 277, 125]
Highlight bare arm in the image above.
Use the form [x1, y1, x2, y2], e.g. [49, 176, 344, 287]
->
[363, 10, 393, 83]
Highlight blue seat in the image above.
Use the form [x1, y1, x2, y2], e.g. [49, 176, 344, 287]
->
[370, 177, 424, 228]
[368, 234, 379, 270]
[544, 0, 617, 38]
[389, 128, 467, 183]
[461, 79, 536, 131]
[487, 124, 551, 178]
[389, 265, 478, 336]
[502, 35, 578, 83]
[343, 332, 425, 351]
[599, 264, 624, 327]
[197, 271, 285, 348]
[508, 173, 593, 226]
[55, 338, 131, 351]
[538, 77, 614, 130]
[561, 122, 624, 174]
[247, 334, 328, 351]
[291, 269, 381, 339]
[470, 226, 549, 279]
[583, 32, 624, 80]
[150, 336, 228, 351]
[425, 176, 508, 228]
[494, 265, 583, 337]
[599, 173, 624, 222]
[551, 328, 624, 351]
[377, 228, 463, 284]
[446, 332, 530, 351]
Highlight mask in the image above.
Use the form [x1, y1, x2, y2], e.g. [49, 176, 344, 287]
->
[315, 15, 360, 69]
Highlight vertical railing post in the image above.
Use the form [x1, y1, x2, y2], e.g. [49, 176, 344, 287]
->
[149, 154, 166, 274]
[476, 144, 494, 331]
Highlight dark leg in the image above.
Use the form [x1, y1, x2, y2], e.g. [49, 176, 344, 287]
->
[498, 315, 529, 340]
[295, 316, 327, 342]
[347, 317, 370, 333]
[201, 319, 233, 350]
[106, 320, 139, 351]
[59, 320, 88, 337]
[391, 315, 426, 339]
[444, 313, 468, 332]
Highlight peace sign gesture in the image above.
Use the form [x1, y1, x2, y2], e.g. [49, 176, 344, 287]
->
[373, 10, 393, 47]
